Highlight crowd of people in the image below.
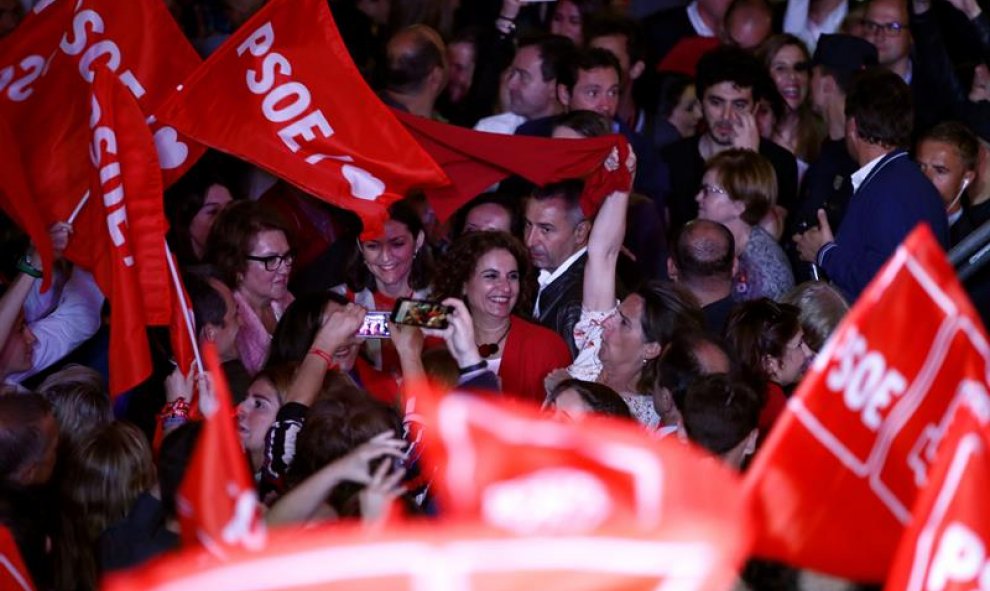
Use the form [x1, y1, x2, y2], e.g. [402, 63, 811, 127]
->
[1, 0, 989, 588]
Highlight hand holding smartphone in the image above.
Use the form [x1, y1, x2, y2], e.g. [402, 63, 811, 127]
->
[357, 311, 391, 338]
[391, 298, 453, 330]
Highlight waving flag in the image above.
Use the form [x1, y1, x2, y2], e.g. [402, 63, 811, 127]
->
[396, 112, 632, 222]
[64, 65, 172, 395]
[155, 0, 449, 234]
[884, 396, 990, 591]
[0, 0, 202, 231]
[0, 525, 34, 591]
[176, 342, 264, 554]
[744, 225, 990, 581]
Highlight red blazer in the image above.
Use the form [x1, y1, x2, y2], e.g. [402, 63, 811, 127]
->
[499, 316, 572, 404]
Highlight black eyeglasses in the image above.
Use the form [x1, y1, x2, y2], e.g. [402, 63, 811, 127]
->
[860, 18, 906, 36]
[246, 252, 294, 271]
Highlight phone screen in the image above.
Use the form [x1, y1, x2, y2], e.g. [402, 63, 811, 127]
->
[357, 311, 391, 338]
[391, 299, 452, 329]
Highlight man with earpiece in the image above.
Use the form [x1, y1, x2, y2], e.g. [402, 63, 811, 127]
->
[915, 121, 981, 246]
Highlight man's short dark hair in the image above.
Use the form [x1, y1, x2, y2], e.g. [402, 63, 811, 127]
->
[529, 179, 586, 225]
[554, 110, 612, 138]
[845, 67, 913, 148]
[696, 45, 770, 102]
[682, 374, 761, 456]
[673, 220, 735, 281]
[386, 25, 445, 94]
[919, 121, 979, 171]
[585, 13, 646, 67]
[558, 47, 622, 92]
[518, 34, 577, 83]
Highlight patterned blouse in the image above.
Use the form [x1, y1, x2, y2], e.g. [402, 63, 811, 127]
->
[733, 225, 795, 302]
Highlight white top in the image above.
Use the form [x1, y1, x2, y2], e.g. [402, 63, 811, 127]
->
[534, 247, 588, 317]
[850, 152, 887, 192]
[783, 0, 848, 52]
[473, 112, 527, 135]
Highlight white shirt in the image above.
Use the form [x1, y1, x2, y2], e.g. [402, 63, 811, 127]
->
[783, 0, 848, 52]
[474, 112, 527, 135]
[686, 1, 716, 37]
[850, 153, 887, 192]
[534, 247, 587, 317]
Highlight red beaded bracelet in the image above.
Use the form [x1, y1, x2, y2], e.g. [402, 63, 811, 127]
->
[308, 348, 339, 371]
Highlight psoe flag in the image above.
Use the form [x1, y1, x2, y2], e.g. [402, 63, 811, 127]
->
[155, 0, 449, 230]
[744, 224, 990, 582]
[883, 396, 990, 591]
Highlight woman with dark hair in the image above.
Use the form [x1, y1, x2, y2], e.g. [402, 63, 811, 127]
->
[448, 192, 521, 240]
[205, 201, 295, 375]
[653, 73, 702, 150]
[164, 151, 242, 266]
[723, 298, 813, 440]
[757, 34, 823, 168]
[433, 231, 571, 402]
[549, 0, 610, 45]
[335, 199, 434, 374]
[546, 378, 632, 421]
[566, 175, 703, 428]
[695, 148, 794, 301]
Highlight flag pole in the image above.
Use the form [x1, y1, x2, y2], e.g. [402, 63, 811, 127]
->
[67, 190, 91, 225]
[164, 240, 205, 377]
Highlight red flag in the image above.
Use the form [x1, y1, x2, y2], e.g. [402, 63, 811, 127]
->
[155, 0, 449, 233]
[63, 65, 173, 395]
[176, 341, 265, 554]
[0, 0, 202, 228]
[395, 111, 633, 222]
[105, 519, 746, 591]
[0, 525, 34, 591]
[743, 225, 990, 581]
[884, 397, 990, 591]
[0, 119, 54, 291]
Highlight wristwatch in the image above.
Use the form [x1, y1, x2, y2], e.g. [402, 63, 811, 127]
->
[16, 255, 42, 279]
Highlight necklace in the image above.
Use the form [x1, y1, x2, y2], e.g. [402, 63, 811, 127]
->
[477, 320, 512, 358]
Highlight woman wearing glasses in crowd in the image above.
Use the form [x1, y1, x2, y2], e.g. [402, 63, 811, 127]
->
[335, 199, 434, 375]
[207, 201, 295, 375]
[695, 149, 794, 301]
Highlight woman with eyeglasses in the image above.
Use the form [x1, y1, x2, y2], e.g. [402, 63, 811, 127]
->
[206, 201, 295, 375]
[757, 35, 824, 169]
[334, 199, 435, 374]
[723, 298, 814, 443]
[695, 148, 795, 301]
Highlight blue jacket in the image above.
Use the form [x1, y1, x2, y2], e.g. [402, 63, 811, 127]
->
[818, 149, 948, 300]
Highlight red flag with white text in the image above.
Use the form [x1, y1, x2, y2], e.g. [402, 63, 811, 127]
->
[410, 382, 752, 590]
[155, 0, 449, 235]
[65, 66, 173, 395]
[884, 396, 990, 591]
[0, 0, 202, 230]
[176, 342, 264, 553]
[0, 119, 54, 291]
[396, 112, 633, 222]
[743, 225, 990, 581]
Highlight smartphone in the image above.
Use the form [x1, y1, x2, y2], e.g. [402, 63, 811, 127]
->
[391, 298, 453, 330]
[357, 311, 391, 338]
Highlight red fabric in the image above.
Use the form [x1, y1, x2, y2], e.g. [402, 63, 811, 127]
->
[0, 0, 202, 229]
[155, 0, 448, 238]
[354, 356, 400, 406]
[757, 381, 787, 443]
[743, 225, 990, 582]
[0, 525, 34, 591]
[656, 36, 720, 75]
[498, 316, 572, 404]
[0, 119, 54, 291]
[884, 399, 990, 591]
[395, 111, 633, 222]
[64, 66, 172, 396]
[177, 342, 265, 552]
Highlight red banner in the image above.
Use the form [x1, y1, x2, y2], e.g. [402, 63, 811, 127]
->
[396, 111, 631, 222]
[176, 342, 265, 553]
[884, 398, 990, 591]
[64, 65, 172, 395]
[743, 225, 990, 581]
[0, 525, 34, 591]
[155, 0, 449, 231]
[0, 0, 202, 228]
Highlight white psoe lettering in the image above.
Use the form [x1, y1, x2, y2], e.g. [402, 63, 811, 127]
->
[927, 522, 990, 591]
[825, 327, 907, 431]
[236, 22, 385, 201]
[88, 95, 133, 266]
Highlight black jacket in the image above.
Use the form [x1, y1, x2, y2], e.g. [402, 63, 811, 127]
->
[535, 253, 587, 356]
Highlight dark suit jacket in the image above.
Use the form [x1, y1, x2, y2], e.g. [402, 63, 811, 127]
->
[819, 150, 948, 300]
[642, 6, 696, 66]
[535, 253, 587, 356]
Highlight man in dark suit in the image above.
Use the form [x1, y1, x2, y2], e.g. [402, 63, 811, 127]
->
[794, 68, 949, 300]
[660, 46, 799, 232]
[525, 180, 590, 355]
[668, 219, 737, 337]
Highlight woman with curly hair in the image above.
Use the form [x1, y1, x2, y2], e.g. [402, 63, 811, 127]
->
[433, 231, 571, 403]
